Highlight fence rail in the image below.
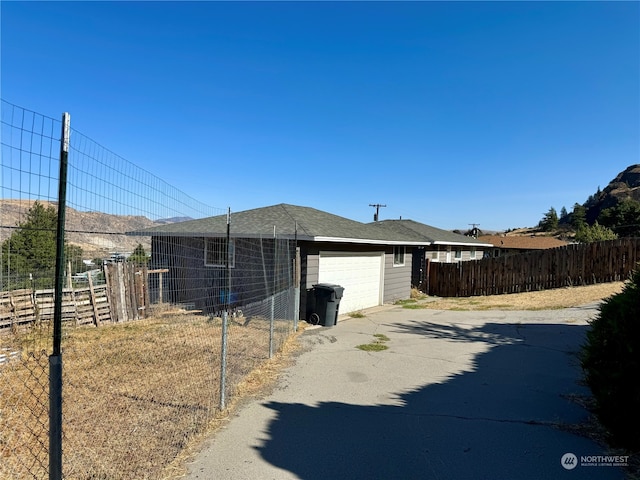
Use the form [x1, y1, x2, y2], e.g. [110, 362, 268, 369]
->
[424, 238, 640, 297]
[0, 263, 153, 330]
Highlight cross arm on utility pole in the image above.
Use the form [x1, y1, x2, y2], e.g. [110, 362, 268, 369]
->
[369, 203, 387, 222]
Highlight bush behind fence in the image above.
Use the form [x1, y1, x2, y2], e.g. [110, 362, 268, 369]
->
[424, 237, 640, 297]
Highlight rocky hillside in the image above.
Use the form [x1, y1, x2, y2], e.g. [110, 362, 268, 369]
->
[0, 200, 160, 259]
[585, 164, 640, 223]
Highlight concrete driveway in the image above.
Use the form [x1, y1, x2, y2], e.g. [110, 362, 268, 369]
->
[185, 303, 626, 480]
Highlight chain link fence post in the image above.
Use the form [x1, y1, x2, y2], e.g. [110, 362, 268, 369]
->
[49, 111, 70, 480]
[219, 208, 230, 410]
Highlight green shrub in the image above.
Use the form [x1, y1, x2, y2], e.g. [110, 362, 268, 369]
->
[581, 268, 640, 450]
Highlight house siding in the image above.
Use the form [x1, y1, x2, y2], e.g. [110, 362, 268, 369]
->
[412, 247, 486, 287]
[383, 246, 412, 304]
[151, 236, 295, 313]
[423, 247, 485, 263]
[152, 235, 415, 319]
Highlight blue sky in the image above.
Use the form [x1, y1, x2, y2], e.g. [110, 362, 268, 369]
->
[2, 1, 638, 231]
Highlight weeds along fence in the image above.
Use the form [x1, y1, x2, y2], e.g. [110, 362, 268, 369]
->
[424, 237, 640, 297]
[1, 99, 300, 480]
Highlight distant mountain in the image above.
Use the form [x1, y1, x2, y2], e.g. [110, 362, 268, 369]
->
[154, 216, 193, 224]
[0, 200, 159, 258]
[584, 164, 640, 224]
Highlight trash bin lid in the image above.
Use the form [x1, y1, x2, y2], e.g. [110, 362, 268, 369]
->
[313, 283, 339, 290]
[332, 286, 345, 299]
[313, 283, 345, 299]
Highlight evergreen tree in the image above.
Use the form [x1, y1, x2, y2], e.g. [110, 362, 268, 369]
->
[598, 199, 640, 237]
[1, 201, 84, 289]
[538, 207, 559, 232]
[1, 201, 58, 288]
[127, 243, 149, 265]
[560, 206, 568, 221]
[571, 203, 587, 230]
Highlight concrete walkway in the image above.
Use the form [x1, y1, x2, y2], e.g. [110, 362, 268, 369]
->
[184, 303, 626, 480]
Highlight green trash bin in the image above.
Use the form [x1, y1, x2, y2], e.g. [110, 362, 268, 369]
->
[310, 283, 345, 327]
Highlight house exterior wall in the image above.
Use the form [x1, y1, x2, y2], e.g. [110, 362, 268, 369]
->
[152, 236, 412, 319]
[383, 247, 412, 304]
[424, 246, 484, 263]
[299, 242, 412, 317]
[151, 236, 295, 314]
[412, 246, 486, 287]
[459, 248, 482, 261]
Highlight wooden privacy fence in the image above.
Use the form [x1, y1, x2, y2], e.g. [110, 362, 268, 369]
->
[0, 263, 151, 331]
[424, 238, 640, 297]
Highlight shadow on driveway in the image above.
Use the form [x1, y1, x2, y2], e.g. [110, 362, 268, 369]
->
[255, 321, 623, 480]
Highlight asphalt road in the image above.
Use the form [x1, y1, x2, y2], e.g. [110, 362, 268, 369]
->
[184, 303, 626, 480]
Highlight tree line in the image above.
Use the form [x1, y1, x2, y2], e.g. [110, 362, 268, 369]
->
[538, 197, 640, 242]
[1, 201, 148, 291]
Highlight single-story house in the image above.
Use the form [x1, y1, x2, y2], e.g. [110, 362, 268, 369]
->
[477, 234, 570, 258]
[129, 204, 428, 318]
[129, 204, 492, 319]
[369, 219, 493, 288]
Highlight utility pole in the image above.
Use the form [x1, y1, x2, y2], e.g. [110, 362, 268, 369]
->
[369, 203, 387, 222]
[468, 223, 480, 238]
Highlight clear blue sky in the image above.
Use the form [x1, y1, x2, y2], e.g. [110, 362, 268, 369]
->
[2, 1, 638, 231]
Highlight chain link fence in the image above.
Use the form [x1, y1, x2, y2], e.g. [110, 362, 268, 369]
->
[1, 100, 300, 479]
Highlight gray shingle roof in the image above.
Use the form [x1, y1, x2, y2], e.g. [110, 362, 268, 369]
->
[370, 219, 492, 246]
[129, 204, 491, 247]
[129, 204, 426, 244]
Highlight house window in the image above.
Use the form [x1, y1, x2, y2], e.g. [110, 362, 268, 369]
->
[455, 249, 462, 260]
[470, 248, 476, 260]
[205, 238, 235, 267]
[432, 251, 439, 261]
[393, 246, 405, 266]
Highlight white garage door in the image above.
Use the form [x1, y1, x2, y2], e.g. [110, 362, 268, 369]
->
[318, 252, 384, 314]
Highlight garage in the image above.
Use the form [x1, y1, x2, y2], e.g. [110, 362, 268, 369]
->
[317, 251, 384, 314]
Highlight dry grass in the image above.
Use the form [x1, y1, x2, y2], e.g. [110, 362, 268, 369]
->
[0, 282, 632, 478]
[164, 320, 308, 480]
[416, 282, 625, 311]
[0, 310, 301, 480]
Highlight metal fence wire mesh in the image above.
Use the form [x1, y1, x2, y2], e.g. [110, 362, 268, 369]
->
[1, 102, 60, 480]
[1, 100, 299, 479]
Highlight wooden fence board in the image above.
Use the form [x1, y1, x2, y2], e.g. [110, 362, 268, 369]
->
[0, 263, 149, 331]
[424, 238, 640, 297]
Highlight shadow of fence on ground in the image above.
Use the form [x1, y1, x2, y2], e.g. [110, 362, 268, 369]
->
[254, 321, 625, 480]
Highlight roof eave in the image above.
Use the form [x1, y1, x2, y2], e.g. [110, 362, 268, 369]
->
[432, 241, 494, 247]
[313, 236, 428, 246]
[127, 231, 311, 240]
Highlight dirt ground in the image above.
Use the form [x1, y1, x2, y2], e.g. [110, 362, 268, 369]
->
[414, 281, 625, 311]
